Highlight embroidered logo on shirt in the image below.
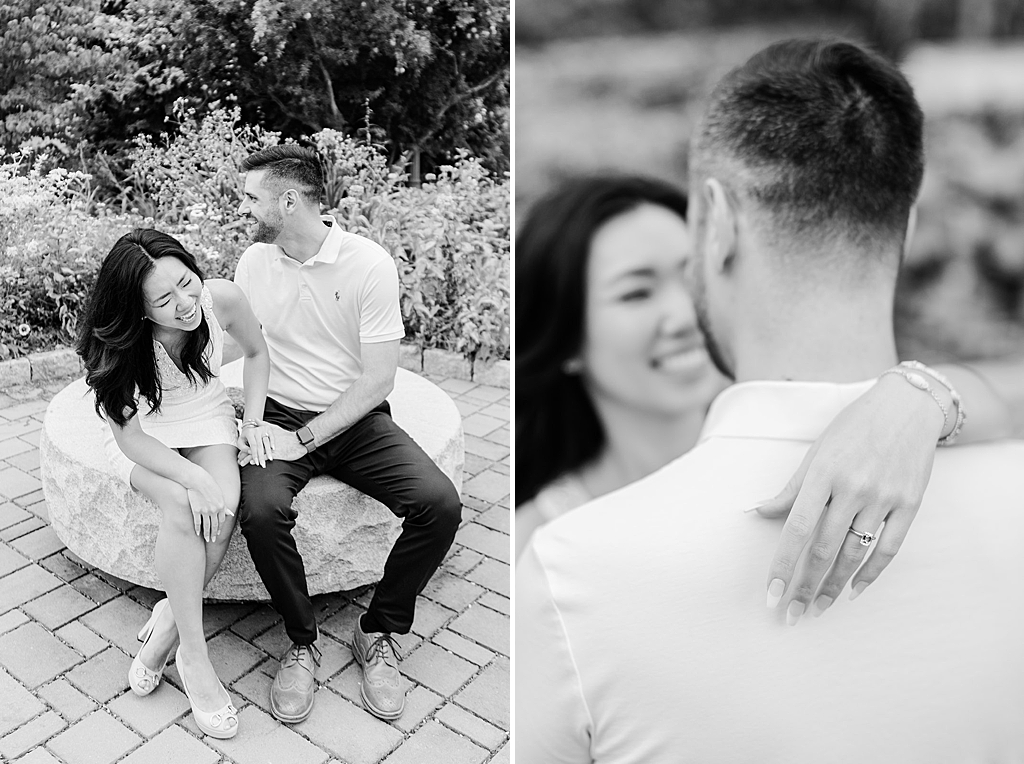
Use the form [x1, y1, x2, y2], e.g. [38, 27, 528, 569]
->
[335, 291, 340, 301]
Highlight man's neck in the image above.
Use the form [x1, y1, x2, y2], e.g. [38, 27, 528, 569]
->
[731, 289, 899, 384]
[276, 215, 331, 264]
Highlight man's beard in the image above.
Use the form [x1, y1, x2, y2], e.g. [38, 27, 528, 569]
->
[252, 219, 282, 244]
[691, 248, 736, 381]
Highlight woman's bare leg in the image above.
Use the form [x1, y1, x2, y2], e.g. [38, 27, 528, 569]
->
[132, 444, 239, 711]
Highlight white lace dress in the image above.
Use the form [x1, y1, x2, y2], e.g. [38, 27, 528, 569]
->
[103, 285, 238, 485]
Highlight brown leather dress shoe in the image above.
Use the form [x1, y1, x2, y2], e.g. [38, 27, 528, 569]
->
[270, 643, 319, 724]
[352, 619, 406, 720]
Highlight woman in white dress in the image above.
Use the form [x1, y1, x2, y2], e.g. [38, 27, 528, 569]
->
[516, 175, 1018, 571]
[77, 229, 273, 739]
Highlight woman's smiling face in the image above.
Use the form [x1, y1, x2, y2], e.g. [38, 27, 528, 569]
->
[142, 257, 204, 334]
[578, 203, 720, 419]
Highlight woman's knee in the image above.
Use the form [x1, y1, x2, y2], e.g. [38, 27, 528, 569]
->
[156, 483, 194, 535]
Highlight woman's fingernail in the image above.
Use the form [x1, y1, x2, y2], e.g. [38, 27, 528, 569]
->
[766, 578, 785, 609]
[744, 498, 775, 513]
[786, 600, 805, 626]
[850, 582, 868, 601]
[812, 595, 833, 616]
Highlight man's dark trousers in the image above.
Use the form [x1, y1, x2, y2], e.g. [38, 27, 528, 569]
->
[238, 396, 462, 645]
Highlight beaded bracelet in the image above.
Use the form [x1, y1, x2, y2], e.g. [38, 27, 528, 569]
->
[879, 362, 967, 447]
[900, 361, 966, 446]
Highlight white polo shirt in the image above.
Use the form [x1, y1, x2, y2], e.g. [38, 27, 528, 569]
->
[234, 217, 405, 411]
[517, 380, 1024, 764]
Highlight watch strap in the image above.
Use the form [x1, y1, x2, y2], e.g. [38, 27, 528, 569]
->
[296, 425, 316, 453]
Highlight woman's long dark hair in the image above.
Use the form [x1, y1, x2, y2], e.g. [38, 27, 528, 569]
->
[516, 175, 689, 507]
[77, 229, 213, 427]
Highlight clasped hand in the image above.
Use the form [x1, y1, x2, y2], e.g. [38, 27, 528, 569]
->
[237, 421, 306, 465]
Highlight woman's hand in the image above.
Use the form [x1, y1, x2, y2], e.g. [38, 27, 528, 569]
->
[185, 468, 228, 543]
[755, 373, 945, 624]
[240, 421, 275, 468]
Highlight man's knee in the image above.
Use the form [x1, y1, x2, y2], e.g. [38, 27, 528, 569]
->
[238, 481, 297, 537]
[421, 475, 462, 534]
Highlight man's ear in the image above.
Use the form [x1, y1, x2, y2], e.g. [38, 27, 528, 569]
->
[280, 188, 300, 213]
[902, 203, 918, 260]
[703, 178, 738, 274]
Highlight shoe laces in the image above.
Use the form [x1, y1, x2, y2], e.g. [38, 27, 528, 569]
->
[283, 643, 321, 673]
[365, 633, 400, 668]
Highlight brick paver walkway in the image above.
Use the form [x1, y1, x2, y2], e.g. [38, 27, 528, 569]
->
[0, 371, 509, 763]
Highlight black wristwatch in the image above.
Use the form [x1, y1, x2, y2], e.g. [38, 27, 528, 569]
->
[295, 425, 316, 453]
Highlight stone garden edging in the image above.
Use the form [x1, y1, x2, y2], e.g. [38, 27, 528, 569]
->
[1, 343, 509, 392]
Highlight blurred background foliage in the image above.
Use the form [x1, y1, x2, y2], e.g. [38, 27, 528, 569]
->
[0, 0, 509, 363]
[516, 0, 1024, 364]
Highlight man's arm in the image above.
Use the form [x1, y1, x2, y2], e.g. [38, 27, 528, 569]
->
[264, 339, 399, 461]
[516, 541, 594, 764]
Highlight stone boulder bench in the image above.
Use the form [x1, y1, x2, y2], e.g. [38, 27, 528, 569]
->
[39, 361, 464, 601]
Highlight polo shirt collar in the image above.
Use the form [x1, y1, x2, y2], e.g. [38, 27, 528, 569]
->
[698, 379, 877, 445]
[273, 215, 343, 265]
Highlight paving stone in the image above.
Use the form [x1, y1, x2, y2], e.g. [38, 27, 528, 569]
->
[492, 742, 510, 764]
[0, 501, 31, 529]
[461, 385, 507, 404]
[449, 605, 508, 657]
[106, 683, 190, 737]
[327, 663, 365, 706]
[483, 427, 509, 447]
[61, 549, 95, 571]
[0, 622, 82, 689]
[198, 601, 255, 638]
[462, 470, 509, 505]
[453, 398, 486, 418]
[0, 400, 49, 420]
[252, 620, 293, 660]
[229, 604, 281, 641]
[479, 593, 509, 617]
[231, 666, 274, 715]
[69, 574, 121, 605]
[65, 648, 131, 703]
[423, 571, 484, 612]
[46, 710, 142, 764]
[401, 642, 477, 697]
[0, 467, 41, 499]
[460, 413, 505, 438]
[0, 516, 45, 542]
[455, 524, 509, 564]
[205, 630, 266, 684]
[22, 584, 96, 630]
[38, 552, 89, 583]
[0, 542, 30, 578]
[17, 747, 64, 764]
[80, 596, 149, 655]
[0, 710, 65, 760]
[465, 558, 509, 597]
[316, 633, 355, 681]
[436, 702, 506, 750]
[38, 679, 97, 722]
[13, 488, 44, 507]
[0, 667, 46, 737]
[491, 460, 510, 475]
[462, 435, 508, 462]
[0, 609, 28, 637]
[0, 417, 41, 443]
[320, 605, 364, 645]
[297, 689, 403, 764]
[6, 448, 40, 473]
[454, 657, 508, 730]
[443, 547, 484, 577]
[476, 506, 510, 534]
[393, 684, 444, 733]
[438, 378, 478, 395]
[411, 598, 457, 638]
[54, 622, 109, 659]
[119, 724, 220, 764]
[0, 437, 32, 460]
[91, 570, 135, 594]
[478, 402, 509, 420]
[431, 630, 494, 667]
[462, 452, 492, 477]
[207, 704, 330, 764]
[19, 429, 41, 447]
[383, 719, 487, 764]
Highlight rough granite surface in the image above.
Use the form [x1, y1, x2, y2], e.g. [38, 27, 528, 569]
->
[39, 365, 464, 600]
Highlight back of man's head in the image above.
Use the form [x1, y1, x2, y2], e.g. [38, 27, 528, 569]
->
[240, 145, 325, 207]
[691, 38, 924, 259]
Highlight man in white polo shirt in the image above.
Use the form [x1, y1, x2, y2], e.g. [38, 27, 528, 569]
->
[233, 146, 461, 724]
[516, 39, 1024, 762]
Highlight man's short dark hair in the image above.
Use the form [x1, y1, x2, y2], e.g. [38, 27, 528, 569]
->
[240, 145, 325, 206]
[692, 38, 924, 250]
